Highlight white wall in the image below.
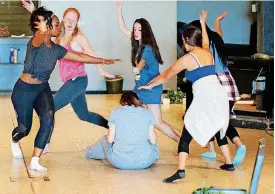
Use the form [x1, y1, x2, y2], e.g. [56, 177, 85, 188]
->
[41, 1, 177, 91]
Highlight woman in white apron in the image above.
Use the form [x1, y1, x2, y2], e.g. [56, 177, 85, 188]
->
[139, 10, 234, 183]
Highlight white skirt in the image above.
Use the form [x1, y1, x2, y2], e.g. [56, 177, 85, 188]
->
[184, 75, 229, 147]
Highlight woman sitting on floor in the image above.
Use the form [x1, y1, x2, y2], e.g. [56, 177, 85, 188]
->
[83, 91, 159, 170]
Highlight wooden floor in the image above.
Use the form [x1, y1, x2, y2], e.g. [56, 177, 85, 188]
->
[0, 95, 273, 194]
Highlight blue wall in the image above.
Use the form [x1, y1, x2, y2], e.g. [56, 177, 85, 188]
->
[0, 38, 29, 90]
[177, 1, 253, 44]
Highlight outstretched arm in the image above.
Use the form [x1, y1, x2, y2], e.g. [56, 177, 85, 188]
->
[78, 34, 115, 78]
[116, 0, 131, 39]
[63, 51, 121, 65]
[138, 56, 188, 90]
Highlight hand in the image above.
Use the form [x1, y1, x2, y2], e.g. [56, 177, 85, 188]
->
[34, 17, 48, 33]
[216, 12, 228, 22]
[100, 71, 115, 78]
[82, 141, 89, 150]
[116, 0, 122, 8]
[103, 58, 121, 65]
[138, 85, 153, 90]
[132, 67, 140, 80]
[200, 9, 208, 25]
[22, 0, 35, 13]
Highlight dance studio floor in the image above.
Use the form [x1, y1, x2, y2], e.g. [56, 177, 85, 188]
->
[0, 94, 274, 194]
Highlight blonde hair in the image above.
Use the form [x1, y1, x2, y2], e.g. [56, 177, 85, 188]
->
[56, 8, 81, 44]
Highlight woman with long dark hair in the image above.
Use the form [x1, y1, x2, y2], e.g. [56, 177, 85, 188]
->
[139, 11, 234, 182]
[188, 12, 246, 166]
[116, 0, 180, 143]
[10, 7, 120, 172]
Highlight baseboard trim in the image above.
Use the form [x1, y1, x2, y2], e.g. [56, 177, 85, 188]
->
[0, 90, 169, 95]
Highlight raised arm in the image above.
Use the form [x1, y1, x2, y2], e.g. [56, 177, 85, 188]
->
[63, 51, 121, 65]
[22, 0, 35, 13]
[116, 0, 131, 39]
[200, 9, 210, 50]
[78, 34, 115, 78]
[32, 17, 50, 47]
[215, 12, 227, 37]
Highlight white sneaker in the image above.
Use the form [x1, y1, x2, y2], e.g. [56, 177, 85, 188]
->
[29, 157, 48, 172]
[10, 137, 23, 159]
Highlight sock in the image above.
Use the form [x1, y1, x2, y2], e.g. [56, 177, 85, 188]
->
[232, 145, 246, 166]
[163, 170, 185, 183]
[42, 144, 50, 155]
[10, 137, 23, 159]
[201, 151, 216, 159]
[29, 157, 48, 172]
[220, 164, 235, 171]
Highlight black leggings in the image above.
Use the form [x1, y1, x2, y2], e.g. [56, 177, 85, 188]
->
[178, 126, 228, 154]
[11, 79, 54, 149]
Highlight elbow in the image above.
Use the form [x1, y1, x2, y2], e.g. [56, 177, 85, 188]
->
[150, 139, 157, 145]
[106, 136, 114, 144]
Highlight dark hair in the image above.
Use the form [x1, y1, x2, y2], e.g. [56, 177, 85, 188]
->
[188, 20, 228, 66]
[182, 26, 202, 47]
[30, 7, 53, 34]
[120, 91, 140, 107]
[177, 22, 188, 48]
[131, 18, 163, 67]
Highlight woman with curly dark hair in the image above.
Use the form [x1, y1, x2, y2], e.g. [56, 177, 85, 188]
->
[10, 7, 120, 172]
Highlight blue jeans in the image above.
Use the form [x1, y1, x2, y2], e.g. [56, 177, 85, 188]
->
[11, 79, 54, 149]
[48, 76, 108, 143]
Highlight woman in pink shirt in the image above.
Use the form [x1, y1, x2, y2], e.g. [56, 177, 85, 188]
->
[22, 2, 115, 153]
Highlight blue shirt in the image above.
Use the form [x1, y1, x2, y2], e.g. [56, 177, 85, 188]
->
[23, 39, 68, 83]
[133, 45, 163, 104]
[108, 106, 158, 168]
[135, 45, 161, 87]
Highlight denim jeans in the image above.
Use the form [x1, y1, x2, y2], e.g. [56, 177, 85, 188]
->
[48, 76, 108, 143]
[11, 79, 54, 149]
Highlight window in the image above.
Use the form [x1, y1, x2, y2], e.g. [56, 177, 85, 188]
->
[0, 0, 39, 36]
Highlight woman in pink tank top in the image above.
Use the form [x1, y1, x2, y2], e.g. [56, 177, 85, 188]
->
[45, 8, 116, 153]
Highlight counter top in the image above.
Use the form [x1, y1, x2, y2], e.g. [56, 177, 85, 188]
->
[0, 37, 32, 45]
